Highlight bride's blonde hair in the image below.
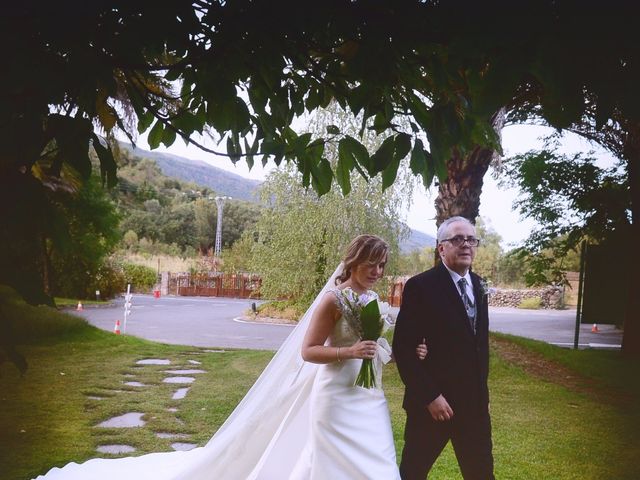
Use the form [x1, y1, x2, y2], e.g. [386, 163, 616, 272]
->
[336, 234, 389, 285]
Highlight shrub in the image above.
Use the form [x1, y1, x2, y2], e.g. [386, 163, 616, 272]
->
[518, 296, 542, 310]
[122, 263, 158, 292]
[256, 299, 307, 321]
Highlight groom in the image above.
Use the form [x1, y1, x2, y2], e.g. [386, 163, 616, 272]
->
[392, 216, 495, 479]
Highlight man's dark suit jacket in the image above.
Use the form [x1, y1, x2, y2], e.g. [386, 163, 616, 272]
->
[392, 262, 490, 418]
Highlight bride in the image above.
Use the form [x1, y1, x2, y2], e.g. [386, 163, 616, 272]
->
[36, 234, 425, 480]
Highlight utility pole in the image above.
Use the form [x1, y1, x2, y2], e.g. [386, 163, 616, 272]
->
[214, 196, 231, 260]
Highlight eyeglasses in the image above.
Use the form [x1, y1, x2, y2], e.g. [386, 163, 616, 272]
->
[440, 236, 480, 247]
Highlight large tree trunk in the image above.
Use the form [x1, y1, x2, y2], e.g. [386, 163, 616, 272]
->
[621, 122, 640, 358]
[434, 110, 506, 229]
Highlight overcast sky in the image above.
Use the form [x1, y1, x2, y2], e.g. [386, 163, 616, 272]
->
[133, 123, 615, 249]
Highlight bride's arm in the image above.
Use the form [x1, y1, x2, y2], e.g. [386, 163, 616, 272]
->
[301, 293, 377, 364]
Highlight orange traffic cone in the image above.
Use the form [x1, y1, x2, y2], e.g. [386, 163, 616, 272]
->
[114, 319, 121, 335]
[76, 302, 83, 311]
[591, 323, 599, 333]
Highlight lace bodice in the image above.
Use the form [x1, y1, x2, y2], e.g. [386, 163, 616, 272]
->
[326, 287, 378, 347]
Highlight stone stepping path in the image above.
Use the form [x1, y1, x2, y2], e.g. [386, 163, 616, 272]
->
[136, 359, 171, 365]
[124, 381, 148, 387]
[97, 445, 136, 454]
[163, 376, 195, 384]
[96, 412, 145, 428]
[91, 355, 211, 455]
[164, 369, 206, 375]
[172, 442, 197, 451]
[172, 388, 190, 400]
[156, 432, 190, 439]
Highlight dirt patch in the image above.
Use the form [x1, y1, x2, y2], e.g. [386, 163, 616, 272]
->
[490, 337, 631, 406]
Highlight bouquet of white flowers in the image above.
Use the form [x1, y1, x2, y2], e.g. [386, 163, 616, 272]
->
[338, 290, 391, 388]
[355, 299, 386, 388]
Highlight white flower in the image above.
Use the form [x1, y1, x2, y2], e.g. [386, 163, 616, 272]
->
[358, 293, 372, 307]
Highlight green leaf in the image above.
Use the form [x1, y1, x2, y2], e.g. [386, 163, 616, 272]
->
[336, 140, 355, 195]
[161, 125, 177, 147]
[172, 111, 202, 137]
[428, 149, 448, 183]
[91, 133, 117, 188]
[340, 136, 370, 178]
[409, 139, 427, 175]
[394, 133, 412, 162]
[244, 137, 254, 170]
[226, 134, 242, 163]
[310, 157, 333, 196]
[408, 92, 431, 129]
[372, 112, 390, 134]
[409, 139, 435, 188]
[382, 154, 401, 191]
[137, 111, 155, 134]
[164, 67, 181, 82]
[148, 120, 164, 149]
[370, 136, 396, 175]
[347, 83, 371, 117]
[326, 125, 340, 135]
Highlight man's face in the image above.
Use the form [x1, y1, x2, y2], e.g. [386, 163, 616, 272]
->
[437, 221, 477, 275]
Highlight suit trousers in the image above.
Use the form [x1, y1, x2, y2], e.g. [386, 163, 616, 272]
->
[399, 407, 495, 480]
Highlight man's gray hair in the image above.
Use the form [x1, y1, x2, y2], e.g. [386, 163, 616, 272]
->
[436, 216, 475, 243]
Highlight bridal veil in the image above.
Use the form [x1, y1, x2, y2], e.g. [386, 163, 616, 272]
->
[36, 263, 345, 480]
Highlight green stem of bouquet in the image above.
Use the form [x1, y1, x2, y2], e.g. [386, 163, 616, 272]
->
[355, 359, 377, 389]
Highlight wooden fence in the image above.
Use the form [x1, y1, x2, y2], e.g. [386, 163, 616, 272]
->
[166, 272, 405, 305]
[173, 272, 262, 299]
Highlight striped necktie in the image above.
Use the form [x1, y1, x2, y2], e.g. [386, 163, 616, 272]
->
[457, 278, 476, 334]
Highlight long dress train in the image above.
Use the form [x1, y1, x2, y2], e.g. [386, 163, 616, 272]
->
[35, 265, 399, 479]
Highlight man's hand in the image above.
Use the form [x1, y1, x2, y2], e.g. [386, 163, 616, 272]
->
[427, 394, 454, 422]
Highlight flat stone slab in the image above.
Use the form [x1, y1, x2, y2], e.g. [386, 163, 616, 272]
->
[96, 412, 146, 428]
[97, 445, 136, 454]
[156, 432, 190, 439]
[163, 377, 195, 384]
[164, 369, 206, 375]
[172, 443, 197, 451]
[203, 350, 226, 353]
[86, 396, 104, 400]
[124, 381, 147, 387]
[188, 360, 202, 365]
[136, 359, 171, 365]
[172, 387, 190, 400]
[167, 407, 178, 412]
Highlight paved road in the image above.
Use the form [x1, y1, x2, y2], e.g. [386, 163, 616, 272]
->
[72, 295, 622, 350]
[488, 306, 622, 349]
[73, 295, 292, 350]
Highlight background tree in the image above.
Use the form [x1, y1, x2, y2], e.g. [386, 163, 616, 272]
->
[49, 178, 121, 299]
[397, 247, 436, 276]
[499, 149, 630, 285]
[470, 217, 504, 283]
[250, 164, 409, 307]
[4, 1, 640, 354]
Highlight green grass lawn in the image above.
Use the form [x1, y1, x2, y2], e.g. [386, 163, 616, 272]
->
[1, 298, 639, 480]
[54, 297, 111, 308]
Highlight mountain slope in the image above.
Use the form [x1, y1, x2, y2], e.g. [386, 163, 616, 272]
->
[118, 142, 435, 252]
[119, 143, 261, 202]
[399, 229, 437, 253]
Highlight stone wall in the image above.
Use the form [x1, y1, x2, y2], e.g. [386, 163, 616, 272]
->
[488, 286, 564, 309]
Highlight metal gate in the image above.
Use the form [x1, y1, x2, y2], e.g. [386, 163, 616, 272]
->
[175, 273, 261, 298]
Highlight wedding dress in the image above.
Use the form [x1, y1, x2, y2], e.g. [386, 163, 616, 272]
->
[35, 263, 400, 480]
